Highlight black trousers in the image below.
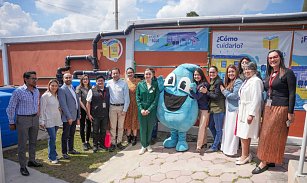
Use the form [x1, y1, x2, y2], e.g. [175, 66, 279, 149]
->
[80, 108, 91, 143]
[62, 120, 77, 154]
[92, 117, 108, 147]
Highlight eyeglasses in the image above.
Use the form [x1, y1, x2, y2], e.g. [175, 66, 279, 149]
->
[29, 78, 38, 81]
[268, 55, 279, 60]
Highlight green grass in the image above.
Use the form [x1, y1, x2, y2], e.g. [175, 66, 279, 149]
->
[3, 129, 118, 183]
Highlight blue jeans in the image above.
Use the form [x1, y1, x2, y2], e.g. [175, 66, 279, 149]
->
[208, 112, 225, 150]
[47, 126, 59, 161]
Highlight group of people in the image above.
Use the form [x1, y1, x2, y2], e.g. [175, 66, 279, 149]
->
[6, 67, 159, 176]
[6, 49, 296, 176]
[191, 50, 296, 175]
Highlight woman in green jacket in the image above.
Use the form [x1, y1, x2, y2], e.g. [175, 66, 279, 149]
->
[136, 68, 160, 155]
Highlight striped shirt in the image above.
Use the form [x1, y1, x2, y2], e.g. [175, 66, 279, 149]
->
[6, 84, 40, 124]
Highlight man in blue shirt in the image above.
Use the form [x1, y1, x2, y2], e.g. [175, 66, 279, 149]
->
[107, 68, 130, 150]
[7, 71, 42, 176]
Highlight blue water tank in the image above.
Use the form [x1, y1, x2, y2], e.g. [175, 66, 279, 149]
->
[0, 91, 18, 148]
[0, 87, 16, 93]
[71, 79, 109, 88]
[71, 79, 97, 88]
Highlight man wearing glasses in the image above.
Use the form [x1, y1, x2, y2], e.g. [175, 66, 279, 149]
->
[7, 71, 42, 176]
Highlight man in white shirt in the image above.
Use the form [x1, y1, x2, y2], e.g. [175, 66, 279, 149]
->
[86, 75, 110, 153]
[107, 68, 130, 150]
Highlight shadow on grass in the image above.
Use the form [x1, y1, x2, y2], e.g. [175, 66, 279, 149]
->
[3, 129, 118, 183]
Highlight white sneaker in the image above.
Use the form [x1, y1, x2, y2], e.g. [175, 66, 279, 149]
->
[139, 147, 146, 155]
[147, 145, 153, 153]
[51, 159, 58, 164]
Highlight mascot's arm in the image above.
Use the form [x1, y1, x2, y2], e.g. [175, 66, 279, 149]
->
[147, 82, 160, 112]
[156, 75, 164, 92]
[190, 82, 202, 100]
[135, 83, 144, 111]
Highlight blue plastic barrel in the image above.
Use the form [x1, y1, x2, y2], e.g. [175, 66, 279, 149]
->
[0, 91, 18, 148]
[71, 79, 109, 88]
[0, 87, 16, 93]
[71, 79, 97, 88]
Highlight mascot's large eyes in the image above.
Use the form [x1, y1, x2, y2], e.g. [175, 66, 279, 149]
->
[164, 73, 176, 86]
[178, 77, 191, 93]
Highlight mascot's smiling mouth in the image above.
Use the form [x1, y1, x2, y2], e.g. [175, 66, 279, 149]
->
[164, 90, 187, 111]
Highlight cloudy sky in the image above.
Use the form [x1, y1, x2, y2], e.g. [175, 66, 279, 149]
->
[0, 0, 304, 38]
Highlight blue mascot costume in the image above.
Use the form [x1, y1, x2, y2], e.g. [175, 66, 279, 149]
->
[157, 63, 199, 152]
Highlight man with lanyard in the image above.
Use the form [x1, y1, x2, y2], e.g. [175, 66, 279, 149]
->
[58, 73, 80, 159]
[6, 71, 42, 176]
[86, 75, 110, 153]
[107, 68, 130, 151]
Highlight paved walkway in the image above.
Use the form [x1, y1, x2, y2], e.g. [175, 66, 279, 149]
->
[3, 159, 67, 183]
[84, 141, 302, 183]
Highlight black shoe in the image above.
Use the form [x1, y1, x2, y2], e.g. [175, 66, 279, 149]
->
[86, 142, 92, 149]
[205, 148, 217, 153]
[109, 144, 116, 152]
[27, 160, 43, 167]
[127, 135, 132, 143]
[62, 154, 70, 159]
[256, 162, 276, 167]
[68, 149, 81, 154]
[83, 143, 89, 151]
[93, 146, 98, 153]
[131, 136, 137, 146]
[117, 143, 126, 150]
[268, 163, 275, 167]
[20, 167, 29, 176]
[252, 165, 269, 174]
[99, 144, 107, 150]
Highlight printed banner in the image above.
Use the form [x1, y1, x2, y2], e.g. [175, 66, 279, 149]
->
[102, 39, 123, 62]
[292, 31, 307, 110]
[135, 28, 209, 52]
[211, 31, 292, 79]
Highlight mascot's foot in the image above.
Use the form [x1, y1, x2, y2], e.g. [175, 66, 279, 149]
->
[163, 137, 177, 148]
[176, 141, 189, 152]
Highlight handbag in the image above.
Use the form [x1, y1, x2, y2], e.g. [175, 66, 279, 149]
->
[104, 131, 111, 148]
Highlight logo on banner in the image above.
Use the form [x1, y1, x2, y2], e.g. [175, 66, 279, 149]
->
[139, 34, 159, 46]
[102, 39, 123, 62]
[263, 36, 279, 50]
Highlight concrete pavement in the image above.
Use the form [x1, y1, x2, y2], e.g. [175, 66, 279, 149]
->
[3, 159, 67, 183]
[3, 129, 305, 183]
[84, 141, 303, 183]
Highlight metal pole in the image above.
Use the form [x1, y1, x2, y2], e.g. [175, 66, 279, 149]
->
[115, 0, 118, 30]
[0, 128, 5, 183]
[297, 104, 307, 176]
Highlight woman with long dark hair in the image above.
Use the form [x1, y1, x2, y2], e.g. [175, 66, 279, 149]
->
[39, 79, 62, 164]
[76, 74, 92, 151]
[253, 50, 296, 174]
[220, 65, 242, 156]
[190, 68, 210, 153]
[124, 67, 140, 146]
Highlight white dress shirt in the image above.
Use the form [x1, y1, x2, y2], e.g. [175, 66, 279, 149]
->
[39, 91, 62, 128]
